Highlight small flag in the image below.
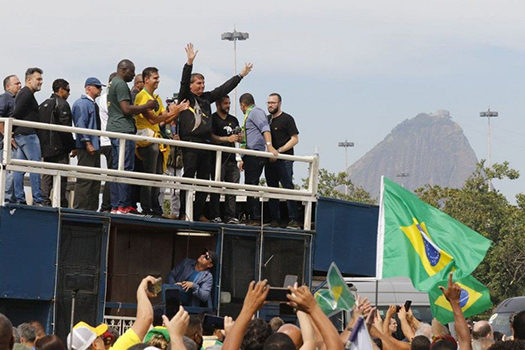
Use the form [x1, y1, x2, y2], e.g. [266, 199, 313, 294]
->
[376, 177, 492, 291]
[314, 262, 355, 316]
[347, 317, 374, 350]
[429, 274, 492, 324]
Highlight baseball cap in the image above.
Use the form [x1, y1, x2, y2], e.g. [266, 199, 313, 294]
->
[84, 77, 106, 87]
[67, 321, 108, 350]
[144, 326, 170, 343]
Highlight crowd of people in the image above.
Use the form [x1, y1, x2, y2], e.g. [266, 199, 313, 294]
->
[1, 273, 524, 350]
[0, 43, 301, 228]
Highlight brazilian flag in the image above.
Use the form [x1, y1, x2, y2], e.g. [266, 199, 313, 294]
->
[429, 274, 492, 324]
[376, 177, 492, 291]
[314, 262, 355, 316]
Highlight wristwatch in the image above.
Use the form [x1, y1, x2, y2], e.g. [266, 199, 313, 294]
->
[266, 141, 272, 146]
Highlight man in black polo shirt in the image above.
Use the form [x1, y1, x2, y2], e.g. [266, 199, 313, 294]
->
[265, 93, 300, 228]
[12, 68, 45, 205]
[209, 95, 241, 224]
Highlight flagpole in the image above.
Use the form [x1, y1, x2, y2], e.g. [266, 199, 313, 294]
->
[375, 176, 385, 280]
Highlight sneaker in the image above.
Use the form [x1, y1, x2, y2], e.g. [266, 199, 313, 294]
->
[162, 213, 178, 219]
[286, 220, 301, 229]
[117, 206, 141, 215]
[247, 219, 262, 226]
[226, 217, 240, 224]
[110, 208, 118, 214]
[211, 217, 223, 223]
[198, 215, 210, 222]
[264, 220, 280, 228]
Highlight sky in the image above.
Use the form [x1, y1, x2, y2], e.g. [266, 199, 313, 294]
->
[2, 0, 525, 201]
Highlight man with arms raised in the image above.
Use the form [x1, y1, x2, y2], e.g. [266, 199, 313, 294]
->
[177, 43, 252, 221]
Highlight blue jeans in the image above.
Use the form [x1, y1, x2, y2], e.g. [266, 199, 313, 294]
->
[0, 146, 15, 203]
[13, 134, 43, 203]
[110, 138, 135, 208]
[265, 159, 298, 221]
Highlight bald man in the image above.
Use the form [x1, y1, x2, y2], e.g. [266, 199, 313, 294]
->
[472, 320, 493, 350]
[278, 324, 302, 350]
[0, 313, 14, 350]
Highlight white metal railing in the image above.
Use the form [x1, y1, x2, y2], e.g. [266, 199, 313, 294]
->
[0, 118, 319, 229]
[103, 315, 135, 335]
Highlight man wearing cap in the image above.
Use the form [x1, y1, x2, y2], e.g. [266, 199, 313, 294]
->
[68, 275, 159, 350]
[167, 249, 218, 307]
[71, 77, 104, 211]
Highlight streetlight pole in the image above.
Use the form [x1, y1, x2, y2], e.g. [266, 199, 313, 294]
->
[221, 28, 249, 117]
[480, 108, 498, 191]
[338, 140, 354, 195]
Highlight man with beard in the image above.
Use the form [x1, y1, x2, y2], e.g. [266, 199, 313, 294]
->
[209, 95, 241, 224]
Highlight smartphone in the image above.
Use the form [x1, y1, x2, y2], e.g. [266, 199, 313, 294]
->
[404, 300, 412, 312]
[148, 277, 162, 295]
[266, 287, 290, 302]
[203, 314, 224, 330]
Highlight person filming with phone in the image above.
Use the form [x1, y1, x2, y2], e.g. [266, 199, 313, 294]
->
[167, 249, 218, 306]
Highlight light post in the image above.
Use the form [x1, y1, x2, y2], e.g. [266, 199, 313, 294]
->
[221, 28, 249, 117]
[338, 140, 354, 195]
[480, 108, 498, 191]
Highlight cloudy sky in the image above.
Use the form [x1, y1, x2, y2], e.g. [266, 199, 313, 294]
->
[2, 0, 525, 200]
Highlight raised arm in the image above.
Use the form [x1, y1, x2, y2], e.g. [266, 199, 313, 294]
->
[222, 280, 269, 350]
[132, 275, 159, 340]
[287, 286, 343, 350]
[207, 63, 253, 103]
[162, 306, 189, 350]
[398, 307, 415, 341]
[439, 272, 472, 350]
[297, 311, 316, 350]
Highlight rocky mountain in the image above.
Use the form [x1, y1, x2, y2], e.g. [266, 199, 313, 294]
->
[348, 110, 478, 197]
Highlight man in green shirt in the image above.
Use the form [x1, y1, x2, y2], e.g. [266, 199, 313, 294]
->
[106, 59, 157, 214]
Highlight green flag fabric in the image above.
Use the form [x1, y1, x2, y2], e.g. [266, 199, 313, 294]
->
[314, 262, 355, 316]
[429, 274, 492, 324]
[376, 177, 492, 291]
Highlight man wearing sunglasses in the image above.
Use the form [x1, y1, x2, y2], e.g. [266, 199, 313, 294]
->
[38, 78, 76, 207]
[167, 249, 218, 306]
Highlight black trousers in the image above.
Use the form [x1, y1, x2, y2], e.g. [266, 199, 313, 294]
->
[41, 153, 70, 207]
[179, 148, 212, 219]
[73, 149, 101, 211]
[243, 155, 267, 220]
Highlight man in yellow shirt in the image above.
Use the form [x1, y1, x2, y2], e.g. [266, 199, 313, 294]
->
[134, 67, 188, 216]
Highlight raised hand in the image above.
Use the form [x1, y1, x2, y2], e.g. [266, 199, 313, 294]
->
[242, 280, 269, 313]
[185, 43, 199, 65]
[439, 272, 461, 305]
[240, 63, 253, 77]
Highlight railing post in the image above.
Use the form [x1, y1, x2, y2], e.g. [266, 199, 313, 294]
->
[52, 174, 61, 208]
[185, 190, 193, 221]
[214, 150, 222, 182]
[0, 118, 13, 205]
[118, 138, 125, 171]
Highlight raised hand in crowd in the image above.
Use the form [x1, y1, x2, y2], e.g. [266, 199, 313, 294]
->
[439, 272, 472, 350]
[340, 295, 371, 344]
[382, 304, 397, 335]
[240, 63, 253, 77]
[296, 310, 316, 350]
[287, 285, 343, 350]
[133, 275, 159, 340]
[223, 316, 234, 338]
[162, 305, 189, 350]
[398, 304, 415, 341]
[185, 43, 199, 65]
[222, 280, 269, 350]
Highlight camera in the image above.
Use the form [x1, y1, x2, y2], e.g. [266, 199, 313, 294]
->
[233, 126, 242, 134]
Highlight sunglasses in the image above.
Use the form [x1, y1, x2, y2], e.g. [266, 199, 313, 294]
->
[204, 252, 211, 261]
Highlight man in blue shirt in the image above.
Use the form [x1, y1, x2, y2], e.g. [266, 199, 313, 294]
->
[238, 93, 278, 225]
[167, 249, 218, 307]
[71, 77, 104, 211]
[0, 74, 21, 203]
